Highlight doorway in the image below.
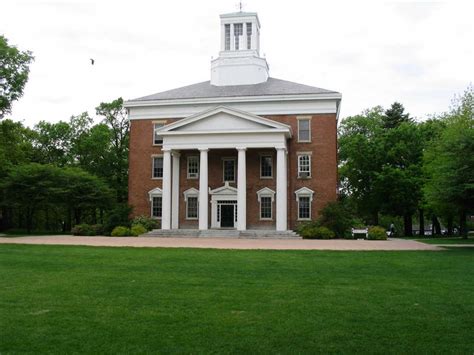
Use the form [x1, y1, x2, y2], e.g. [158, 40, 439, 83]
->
[220, 205, 235, 228]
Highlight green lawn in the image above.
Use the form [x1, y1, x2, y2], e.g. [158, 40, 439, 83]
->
[1, 245, 473, 353]
[417, 238, 474, 245]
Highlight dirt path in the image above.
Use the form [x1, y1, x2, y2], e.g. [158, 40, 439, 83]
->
[0, 235, 442, 251]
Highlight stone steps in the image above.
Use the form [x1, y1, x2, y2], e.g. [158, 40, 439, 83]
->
[143, 229, 301, 239]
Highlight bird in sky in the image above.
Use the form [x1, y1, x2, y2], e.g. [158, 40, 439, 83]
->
[90, 58, 95, 65]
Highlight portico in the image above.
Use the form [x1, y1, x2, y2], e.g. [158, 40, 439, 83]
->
[157, 106, 291, 232]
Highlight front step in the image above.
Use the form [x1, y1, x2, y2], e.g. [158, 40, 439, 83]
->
[143, 229, 301, 239]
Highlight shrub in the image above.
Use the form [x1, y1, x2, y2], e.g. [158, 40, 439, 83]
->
[368, 226, 387, 240]
[71, 223, 95, 236]
[131, 224, 147, 236]
[298, 223, 336, 239]
[111, 226, 131, 237]
[312, 226, 336, 239]
[131, 215, 159, 231]
[91, 224, 104, 236]
[318, 201, 353, 237]
[104, 204, 133, 234]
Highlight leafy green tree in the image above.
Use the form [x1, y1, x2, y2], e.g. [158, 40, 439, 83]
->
[339, 107, 385, 224]
[424, 86, 474, 238]
[0, 35, 34, 118]
[95, 98, 129, 202]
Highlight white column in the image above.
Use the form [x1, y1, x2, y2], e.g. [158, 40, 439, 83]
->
[220, 24, 226, 51]
[171, 151, 180, 229]
[276, 147, 288, 231]
[237, 147, 247, 231]
[198, 148, 209, 230]
[161, 149, 172, 230]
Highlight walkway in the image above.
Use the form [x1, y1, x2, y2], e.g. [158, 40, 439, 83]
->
[0, 236, 442, 251]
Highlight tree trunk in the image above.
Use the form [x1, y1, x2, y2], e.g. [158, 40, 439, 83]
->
[404, 213, 413, 237]
[419, 209, 425, 237]
[447, 215, 453, 236]
[460, 210, 468, 239]
[432, 216, 441, 235]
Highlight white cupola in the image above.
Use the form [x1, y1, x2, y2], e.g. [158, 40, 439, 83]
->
[210, 11, 269, 86]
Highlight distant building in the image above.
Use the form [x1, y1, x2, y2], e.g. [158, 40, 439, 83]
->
[125, 10, 341, 231]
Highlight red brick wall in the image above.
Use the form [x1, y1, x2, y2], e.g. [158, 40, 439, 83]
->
[128, 113, 337, 230]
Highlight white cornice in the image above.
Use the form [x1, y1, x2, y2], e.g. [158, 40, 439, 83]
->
[124, 93, 342, 108]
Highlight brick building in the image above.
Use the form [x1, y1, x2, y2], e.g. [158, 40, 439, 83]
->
[125, 11, 341, 232]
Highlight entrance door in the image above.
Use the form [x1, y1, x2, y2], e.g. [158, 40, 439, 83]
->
[220, 205, 234, 228]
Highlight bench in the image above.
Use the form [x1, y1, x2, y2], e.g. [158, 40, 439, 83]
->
[352, 227, 368, 239]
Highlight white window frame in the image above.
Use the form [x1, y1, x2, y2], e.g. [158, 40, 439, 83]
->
[151, 155, 163, 180]
[222, 158, 236, 183]
[295, 187, 314, 221]
[187, 156, 199, 179]
[148, 188, 163, 220]
[297, 116, 311, 143]
[297, 152, 312, 178]
[153, 121, 166, 146]
[183, 188, 199, 220]
[260, 154, 273, 179]
[256, 187, 275, 221]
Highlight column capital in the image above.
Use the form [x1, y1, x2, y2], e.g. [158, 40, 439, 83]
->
[236, 146, 247, 151]
[162, 148, 172, 153]
[199, 148, 209, 152]
[275, 147, 287, 152]
[171, 150, 180, 158]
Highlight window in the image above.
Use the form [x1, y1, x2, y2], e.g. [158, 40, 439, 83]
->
[298, 118, 311, 142]
[257, 187, 275, 221]
[225, 24, 230, 50]
[298, 154, 311, 178]
[295, 187, 314, 221]
[187, 197, 198, 219]
[298, 196, 310, 220]
[234, 23, 243, 50]
[260, 155, 273, 178]
[152, 156, 163, 179]
[223, 158, 235, 182]
[246, 22, 252, 49]
[152, 196, 162, 218]
[183, 188, 199, 220]
[260, 196, 272, 219]
[187, 156, 199, 179]
[153, 122, 165, 145]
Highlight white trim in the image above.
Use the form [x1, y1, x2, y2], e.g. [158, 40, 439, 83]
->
[222, 157, 236, 183]
[148, 187, 163, 220]
[256, 187, 275, 221]
[297, 116, 311, 143]
[124, 93, 342, 108]
[259, 153, 273, 179]
[183, 188, 200, 220]
[295, 187, 314, 221]
[187, 155, 199, 179]
[151, 155, 163, 180]
[153, 122, 166, 146]
[158, 106, 292, 136]
[297, 153, 312, 178]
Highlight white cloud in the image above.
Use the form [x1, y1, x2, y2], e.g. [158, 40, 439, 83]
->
[1, 0, 473, 126]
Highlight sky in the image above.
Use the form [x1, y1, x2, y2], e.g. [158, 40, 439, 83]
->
[1, 0, 473, 127]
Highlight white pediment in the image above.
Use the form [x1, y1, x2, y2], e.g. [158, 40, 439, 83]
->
[210, 182, 238, 195]
[158, 106, 292, 135]
[148, 187, 162, 200]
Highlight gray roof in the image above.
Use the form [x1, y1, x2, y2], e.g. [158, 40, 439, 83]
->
[131, 77, 339, 102]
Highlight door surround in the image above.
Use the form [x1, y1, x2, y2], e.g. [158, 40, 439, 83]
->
[210, 182, 238, 229]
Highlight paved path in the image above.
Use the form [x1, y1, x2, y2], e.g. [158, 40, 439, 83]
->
[0, 235, 442, 251]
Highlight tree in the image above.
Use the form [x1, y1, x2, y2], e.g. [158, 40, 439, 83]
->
[424, 86, 474, 238]
[339, 107, 386, 224]
[95, 98, 129, 202]
[382, 102, 412, 129]
[0, 35, 34, 118]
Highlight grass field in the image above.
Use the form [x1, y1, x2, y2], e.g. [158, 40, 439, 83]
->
[1, 245, 473, 353]
[417, 237, 474, 245]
